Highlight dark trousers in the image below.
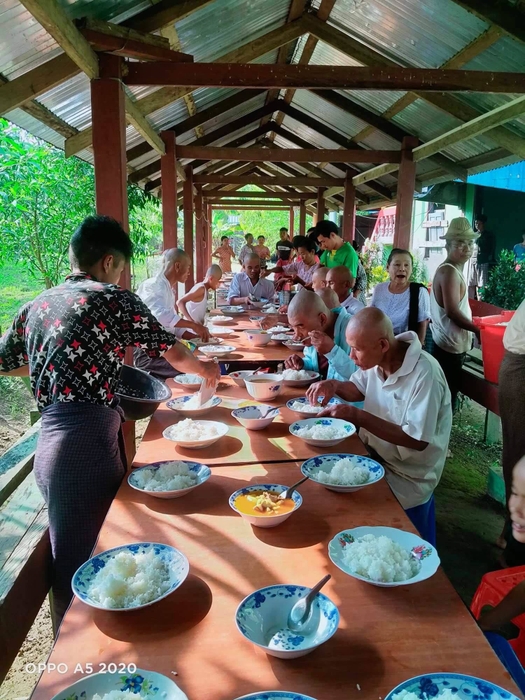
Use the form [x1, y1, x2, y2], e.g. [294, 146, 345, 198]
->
[431, 344, 466, 411]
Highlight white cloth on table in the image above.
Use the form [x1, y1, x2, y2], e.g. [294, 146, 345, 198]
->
[136, 272, 186, 339]
[371, 282, 430, 334]
[227, 271, 275, 303]
[430, 263, 472, 354]
[350, 332, 452, 509]
[340, 294, 365, 316]
[185, 282, 209, 324]
[504, 298, 525, 355]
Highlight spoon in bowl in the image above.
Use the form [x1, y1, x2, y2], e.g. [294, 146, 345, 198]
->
[279, 475, 309, 500]
[287, 574, 331, 633]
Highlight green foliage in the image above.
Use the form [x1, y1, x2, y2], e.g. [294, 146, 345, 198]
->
[480, 249, 525, 310]
[411, 252, 429, 285]
[0, 263, 41, 332]
[361, 241, 389, 291]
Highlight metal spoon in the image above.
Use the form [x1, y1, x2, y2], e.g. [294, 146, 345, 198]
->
[279, 475, 309, 500]
[258, 404, 284, 418]
[287, 574, 331, 633]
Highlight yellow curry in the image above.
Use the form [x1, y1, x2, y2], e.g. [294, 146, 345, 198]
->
[234, 490, 295, 517]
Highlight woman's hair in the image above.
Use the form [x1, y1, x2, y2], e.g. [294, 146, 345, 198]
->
[221, 235, 229, 242]
[386, 248, 414, 268]
[292, 235, 315, 252]
[245, 233, 253, 241]
[258, 235, 265, 241]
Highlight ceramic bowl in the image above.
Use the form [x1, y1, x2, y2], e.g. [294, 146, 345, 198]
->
[280, 370, 320, 387]
[72, 542, 189, 611]
[245, 374, 283, 401]
[289, 418, 356, 447]
[283, 340, 305, 352]
[285, 396, 342, 419]
[173, 374, 203, 391]
[200, 344, 236, 357]
[244, 329, 272, 347]
[163, 420, 229, 449]
[232, 404, 280, 430]
[236, 584, 339, 659]
[300, 453, 385, 493]
[248, 298, 268, 308]
[249, 315, 265, 323]
[229, 484, 302, 529]
[229, 370, 259, 387]
[262, 306, 280, 314]
[385, 674, 520, 700]
[51, 669, 187, 700]
[213, 315, 234, 324]
[166, 394, 222, 417]
[221, 305, 245, 314]
[328, 525, 440, 587]
[266, 325, 291, 333]
[128, 460, 211, 499]
[208, 325, 235, 337]
[235, 694, 317, 700]
[271, 333, 294, 344]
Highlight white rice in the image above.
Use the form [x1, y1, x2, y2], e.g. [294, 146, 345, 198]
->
[316, 457, 370, 485]
[180, 395, 214, 410]
[134, 461, 198, 492]
[200, 345, 225, 352]
[267, 325, 290, 333]
[176, 374, 203, 385]
[289, 400, 322, 414]
[86, 550, 171, 608]
[342, 534, 420, 583]
[281, 369, 312, 381]
[169, 418, 219, 441]
[296, 423, 348, 440]
[393, 690, 458, 700]
[93, 692, 141, 700]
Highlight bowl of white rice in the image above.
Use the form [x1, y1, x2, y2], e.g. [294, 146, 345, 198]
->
[283, 340, 305, 352]
[300, 454, 384, 493]
[286, 396, 342, 418]
[173, 374, 203, 391]
[271, 333, 293, 344]
[163, 418, 228, 449]
[207, 325, 235, 337]
[212, 315, 234, 324]
[385, 673, 520, 700]
[289, 418, 356, 447]
[167, 394, 222, 417]
[200, 344, 236, 357]
[72, 542, 190, 611]
[279, 369, 320, 387]
[328, 526, 440, 587]
[128, 460, 211, 499]
[221, 305, 245, 314]
[235, 694, 317, 700]
[51, 669, 187, 700]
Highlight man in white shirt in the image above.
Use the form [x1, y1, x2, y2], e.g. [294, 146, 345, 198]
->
[135, 248, 210, 378]
[307, 307, 452, 545]
[238, 233, 255, 265]
[326, 265, 365, 315]
[228, 253, 275, 305]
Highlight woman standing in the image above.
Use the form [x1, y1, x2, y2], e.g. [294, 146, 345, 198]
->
[264, 236, 320, 289]
[370, 248, 430, 345]
[254, 235, 271, 269]
[212, 235, 235, 273]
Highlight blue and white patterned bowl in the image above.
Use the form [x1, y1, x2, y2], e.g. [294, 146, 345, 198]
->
[128, 460, 211, 500]
[167, 394, 222, 417]
[385, 673, 520, 700]
[289, 418, 356, 447]
[244, 329, 273, 346]
[301, 453, 385, 493]
[245, 374, 283, 401]
[235, 693, 318, 700]
[286, 396, 342, 418]
[236, 584, 339, 659]
[51, 669, 187, 700]
[72, 542, 189, 611]
[232, 404, 280, 430]
[328, 526, 440, 588]
[229, 484, 302, 528]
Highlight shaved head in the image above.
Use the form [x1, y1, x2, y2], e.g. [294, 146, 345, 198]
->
[311, 266, 329, 292]
[243, 253, 261, 281]
[346, 307, 395, 370]
[206, 264, 222, 279]
[288, 290, 332, 339]
[327, 265, 354, 302]
[164, 248, 189, 266]
[316, 287, 340, 310]
[163, 248, 191, 285]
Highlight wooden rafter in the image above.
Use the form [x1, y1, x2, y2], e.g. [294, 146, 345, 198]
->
[194, 175, 343, 186]
[449, 0, 525, 46]
[125, 0, 215, 34]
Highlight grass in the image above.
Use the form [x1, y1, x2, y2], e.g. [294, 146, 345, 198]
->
[0, 263, 42, 333]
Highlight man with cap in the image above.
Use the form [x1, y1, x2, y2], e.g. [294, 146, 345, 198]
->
[430, 217, 480, 410]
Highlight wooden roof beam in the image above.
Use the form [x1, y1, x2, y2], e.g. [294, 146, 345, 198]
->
[177, 146, 401, 163]
[194, 175, 343, 186]
[125, 0, 215, 34]
[449, 0, 525, 46]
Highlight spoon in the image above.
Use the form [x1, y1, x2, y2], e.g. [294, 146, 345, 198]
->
[279, 475, 309, 500]
[287, 574, 331, 633]
[258, 404, 284, 418]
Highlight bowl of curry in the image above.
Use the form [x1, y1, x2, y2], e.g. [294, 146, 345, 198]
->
[229, 484, 302, 528]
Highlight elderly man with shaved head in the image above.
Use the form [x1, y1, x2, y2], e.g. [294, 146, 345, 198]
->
[285, 290, 357, 382]
[227, 252, 275, 305]
[326, 265, 365, 315]
[307, 307, 451, 545]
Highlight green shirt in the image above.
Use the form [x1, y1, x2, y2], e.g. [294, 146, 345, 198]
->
[320, 242, 359, 277]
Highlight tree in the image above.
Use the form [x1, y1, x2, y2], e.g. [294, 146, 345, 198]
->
[480, 249, 525, 310]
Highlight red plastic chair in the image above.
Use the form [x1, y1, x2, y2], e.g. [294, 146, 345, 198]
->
[472, 566, 525, 665]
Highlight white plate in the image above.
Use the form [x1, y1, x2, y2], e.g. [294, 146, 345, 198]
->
[200, 344, 237, 357]
[208, 326, 235, 336]
[163, 420, 229, 449]
[173, 374, 203, 391]
[213, 316, 234, 324]
[166, 394, 222, 417]
[289, 417, 356, 447]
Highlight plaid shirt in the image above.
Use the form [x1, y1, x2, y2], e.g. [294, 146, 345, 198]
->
[0, 272, 176, 410]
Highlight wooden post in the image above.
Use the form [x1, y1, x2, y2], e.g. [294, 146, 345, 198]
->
[160, 130, 177, 250]
[299, 201, 306, 235]
[342, 173, 356, 242]
[316, 187, 326, 224]
[394, 136, 418, 249]
[195, 186, 205, 283]
[206, 203, 213, 268]
[183, 166, 195, 292]
[289, 206, 294, 238]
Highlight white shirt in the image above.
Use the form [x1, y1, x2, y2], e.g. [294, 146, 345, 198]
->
[227, 271, 275, 303]
[371, 282, 430, 334]
[340, 294, 365, 315]
[136, 272, 186, 339]
[504, 298, 525, 355]
[430, 264, 472, 354]
[185, 282, 209, 324]
[238, 244, 254, 264]
[350, 332, 452, 509]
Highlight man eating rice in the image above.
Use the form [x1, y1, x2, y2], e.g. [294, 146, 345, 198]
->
[307, 307, 452, 545]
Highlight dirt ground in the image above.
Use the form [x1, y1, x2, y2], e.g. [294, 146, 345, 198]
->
[0, 403, 505, 699]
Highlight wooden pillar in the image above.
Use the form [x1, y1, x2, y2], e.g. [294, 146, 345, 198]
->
[289, 207, 295, 238]
[160, 130, 177, 250]
[315, 187, 326, 225]
[394, 136, 418, 249]
[183, 166, 195, 292]
[195, 186, 205, 283]
[206, 203, 213, 268]
[299, 201, 306, 236]
[342, 174, 356, 242]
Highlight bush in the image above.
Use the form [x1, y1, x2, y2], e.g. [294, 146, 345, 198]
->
[480, 250, 525, 310]
[361, 241, 389, 291]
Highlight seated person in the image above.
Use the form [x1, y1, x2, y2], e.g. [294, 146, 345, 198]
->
[311, 266, 329, 292]
[178, 264, 222, 324]
[307, 308, 452, 545]
[316, 287, 341, 311]
[265, 236, 320, 290]
[327, 265, 365, 315]
[135, 249, 210, 379]
[285, 290, 357, 381]
[227, 253, 275, 305]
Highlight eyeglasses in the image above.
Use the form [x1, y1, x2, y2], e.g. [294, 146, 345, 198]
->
[450, 240, 475, 250]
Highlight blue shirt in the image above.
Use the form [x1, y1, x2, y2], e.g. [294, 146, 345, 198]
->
[302, 308, 357, 381]
[514, 244, 525, 262]
[227, 272, 275, 303]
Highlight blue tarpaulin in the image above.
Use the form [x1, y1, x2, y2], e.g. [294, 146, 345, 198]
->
[468, 162, 525, 193]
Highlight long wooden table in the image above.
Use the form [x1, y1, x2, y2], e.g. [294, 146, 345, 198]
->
[32, 457, 519, 699]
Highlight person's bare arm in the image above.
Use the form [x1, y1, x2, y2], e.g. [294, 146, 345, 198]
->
[416, 320, 429, 346]
[173, 316, 210, 342]
[440, 267, 480, 336]
[479, 581, 525, 631]
[229, 295, 250, 305]
[177, 286, 206, 322]
[307, 379, 363, 405]
[162, 342, 220, 386]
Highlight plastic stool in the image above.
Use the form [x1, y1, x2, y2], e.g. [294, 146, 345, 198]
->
[472, 566, 525, 666]
[485, 633, 525, 695]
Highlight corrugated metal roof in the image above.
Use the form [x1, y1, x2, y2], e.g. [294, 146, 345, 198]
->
[291, 91, 370, 138]
[281, 114, 344, 149]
